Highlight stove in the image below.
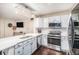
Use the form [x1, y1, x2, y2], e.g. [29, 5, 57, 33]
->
[47, 31, 61, 51]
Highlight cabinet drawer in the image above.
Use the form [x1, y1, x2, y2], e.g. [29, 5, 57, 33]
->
[23, 39, 32, 45]
[15, 47, 23, 55]
[3, 47, 15, 55]
[23, 43, 32, 55]
[15, 43, 23, 49]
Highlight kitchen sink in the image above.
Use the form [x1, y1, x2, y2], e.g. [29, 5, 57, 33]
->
[20, 36, 32, 39]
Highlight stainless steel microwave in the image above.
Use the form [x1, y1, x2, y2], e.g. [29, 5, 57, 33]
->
[49, 23, 61, 28]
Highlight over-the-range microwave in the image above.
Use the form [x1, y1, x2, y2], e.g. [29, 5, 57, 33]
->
[49, 23, 61, 28]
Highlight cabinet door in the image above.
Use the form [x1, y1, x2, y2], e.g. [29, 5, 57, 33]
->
[3, 46, 15, 55]
[72, 14, 78, 21]
[37, 35, 42, 48]
[34, 18, 43, 28]
[42, 34, 48, 46]
[32, 38, 37, 53]
[39, 18, 43, 28]
[49, 16, 60, 23]
[23, 43, 32, 55]
[34, 18, 39, 28]
[61, 36, 69, 51]
[61, 15, 69, 28]
[43, 18, 48, 28]
[15, 47, 23, 55]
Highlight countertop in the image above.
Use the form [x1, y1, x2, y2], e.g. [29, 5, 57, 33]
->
[0, 33, 43, 51]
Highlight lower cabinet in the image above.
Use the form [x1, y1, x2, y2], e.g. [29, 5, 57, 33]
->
[14, 38, 37, 55]
[37, 35, 42, 48]
[15, 42, 24, 55]
[42, 34, 48, 46]
[15, 46, 23, 55]
[2, 35, 43, 55]
[31, 38, 37, 53]
[3, 46, 15, 55]
[23, 43, 32, 55]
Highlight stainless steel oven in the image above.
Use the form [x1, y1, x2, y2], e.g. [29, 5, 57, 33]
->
[47, 31, 61, 51]
[48, 31, 61, 46]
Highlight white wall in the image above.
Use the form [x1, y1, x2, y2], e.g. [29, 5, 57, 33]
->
[4, 19, 15, 37]
[0, 3, 35, 38]
[0, 18, 5, 38]
[0, 18, 34, 38]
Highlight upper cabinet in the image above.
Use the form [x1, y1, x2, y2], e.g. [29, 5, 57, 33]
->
[34, 16, 61, 28]
[34, 17, 49, 28]
[49, 16, 61, 23]
[34, 14, 70, 29]
[34, 17, 43, 28]
[72, 14, 78, 21]
[43, 17, 49, 28]
[61, 15, 70, 28]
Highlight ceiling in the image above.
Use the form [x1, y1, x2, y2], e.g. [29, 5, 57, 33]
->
[25, 3, 75, 16]
[0, 3, 33, 19]
[0, 3, 76, 19]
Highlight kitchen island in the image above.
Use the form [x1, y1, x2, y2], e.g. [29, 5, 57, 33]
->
[0, 33, 43, 55]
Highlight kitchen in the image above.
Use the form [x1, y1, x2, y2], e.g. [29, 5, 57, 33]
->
[0, 3, 78, 55]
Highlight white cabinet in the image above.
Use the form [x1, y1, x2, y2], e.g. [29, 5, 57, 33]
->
[15, 42, 23, 55]
[49, 16, 61, 23]
[61, 15, 70, 28]
[72, 14, 78, 21]
[31, 38, 37, 53]
[37, 35, 42, 47]
[34, 18, 39, 28]
[15, 41, 32, 55]
[61, 36, 69, 52]
[23, 43, 32, 55]
[34, 18, 43, 28]
[23, 38, 37, 54]
[15, 46, 23, 55]
[3, 46, 15, 55]
[2, 36, 39, 55]
[34, 17, 49, 28]
[14, 38, 37, 55]
[42, 34, 48, 46]
[43, 18, 49, 28]
[23, 39, 32, 55]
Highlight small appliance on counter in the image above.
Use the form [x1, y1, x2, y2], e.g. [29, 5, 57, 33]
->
[37, 28, 42, 33]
